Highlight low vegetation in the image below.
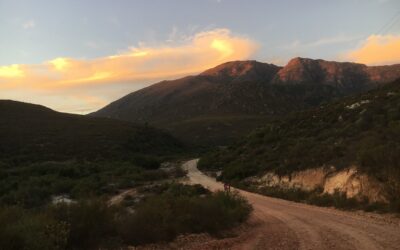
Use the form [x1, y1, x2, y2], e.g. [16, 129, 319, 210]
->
[199, 79, 400, 210]
[0, 100, 184, 164]
[0, 160, 176, 208]
[0, 100, 189, 208]
[0, 184, 252, 250]
[244, 185, 400, 213]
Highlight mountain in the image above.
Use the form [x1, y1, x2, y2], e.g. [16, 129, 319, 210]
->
[200, 60, 280, 83]
[92, 58, 400, 146]
[198, 79, 400, 206]
[274, 57, 400, 90]
[0, 100, 183, 163]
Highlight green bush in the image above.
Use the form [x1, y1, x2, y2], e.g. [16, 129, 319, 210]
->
[255, 185, 397, 212]
[307, 191, 360, 209]
[0, 160, 170, 208]
[48, 199, 120, 250]
[0, 185, 252, 249]
[220, 162, 259, 181]
[159, 182, 210, 196]
[118, 191, 252, 245]
[259, 186, 309, 202]
[132, 155, 161, 170]
[0, 206, 68, 250]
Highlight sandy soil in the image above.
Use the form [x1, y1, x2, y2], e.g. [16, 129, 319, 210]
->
[181, 159, 400, 250]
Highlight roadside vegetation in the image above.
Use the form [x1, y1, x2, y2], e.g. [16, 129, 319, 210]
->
[0, 183, 252, 250]
[199, 79, 400, 212]
[240, 185, 400, 213]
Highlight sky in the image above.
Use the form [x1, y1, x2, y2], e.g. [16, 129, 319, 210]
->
[0, 0, 400, 113]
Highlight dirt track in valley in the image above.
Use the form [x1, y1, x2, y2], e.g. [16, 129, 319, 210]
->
[182, 159, 400, 250]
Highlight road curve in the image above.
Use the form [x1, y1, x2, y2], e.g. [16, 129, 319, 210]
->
[183, 159, 400, 250]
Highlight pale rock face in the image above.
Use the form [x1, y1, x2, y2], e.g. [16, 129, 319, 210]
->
[324, 168, 358, 195]
[323, 167, 387, 203]
[345, 100, 370, 109]
[261, 167, 329, 191]
[257, 166, 388, 203]
[287, 168, 328, 191]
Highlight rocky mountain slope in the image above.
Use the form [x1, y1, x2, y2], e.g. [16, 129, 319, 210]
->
[274, 57, 400, 89]
[92, 58, 400, 145]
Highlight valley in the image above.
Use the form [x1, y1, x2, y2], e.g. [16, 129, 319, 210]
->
[2, 1, 400, 249]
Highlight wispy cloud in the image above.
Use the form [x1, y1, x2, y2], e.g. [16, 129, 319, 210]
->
[0, 28, 258, 113]
[22, 20, 35, 29]
[85, 41, 102, 49]
[345, 34, 400, 65]
[281, 34, 359, 50]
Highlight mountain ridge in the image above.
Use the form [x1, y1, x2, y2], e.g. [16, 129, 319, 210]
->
[91, 58, 400, 145]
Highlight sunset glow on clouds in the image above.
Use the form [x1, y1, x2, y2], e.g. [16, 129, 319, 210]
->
[1, 27, 399, 114]
[0, 65, 25, 78]
[346, 34, 400, 65]
[0, 29, 258, 113]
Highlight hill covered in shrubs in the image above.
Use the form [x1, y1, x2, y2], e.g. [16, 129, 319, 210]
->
[0, 100, 186, 208]
[199, 79, 400, 208]
[0, 184, 251, 249]
[0, 100, 183, 163]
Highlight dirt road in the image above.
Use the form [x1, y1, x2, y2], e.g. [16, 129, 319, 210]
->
[183, 159, 400, 250]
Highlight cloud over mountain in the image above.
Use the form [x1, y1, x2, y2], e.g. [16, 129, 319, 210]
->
[0, 28, 257, 113]
[346, 34, 400, 65]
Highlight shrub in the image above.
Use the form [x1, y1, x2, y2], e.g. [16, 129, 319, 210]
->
[258, 186, 309, 202]
[118, 191, 252, 245]
[255, 185, 395, 212]
[220, 162, 259, 181]
[0, 185, 252, 249]
[132, 155, 161, 170]
[0, 160, 171, 208]
[0, 206, 68, 250]
[48, 199, 120, 250]
[163, 183, 210, 197]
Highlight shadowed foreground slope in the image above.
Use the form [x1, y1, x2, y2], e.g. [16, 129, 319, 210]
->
[0, 100, 183, 163]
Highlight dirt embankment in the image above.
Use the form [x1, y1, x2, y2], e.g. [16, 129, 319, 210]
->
[249, 166, 388, 203]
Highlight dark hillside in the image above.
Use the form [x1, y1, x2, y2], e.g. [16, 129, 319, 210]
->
[199, 79, 400, 197]
[0, 100, 183, 163]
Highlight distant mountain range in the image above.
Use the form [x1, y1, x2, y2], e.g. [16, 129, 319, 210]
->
[91, 58, 400, 146]
[0, 100, 183, 163]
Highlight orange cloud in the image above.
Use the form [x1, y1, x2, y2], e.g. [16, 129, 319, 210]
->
[0, 65, 25, 78]
[0, 28, 257, 88]
[0, 28, 258, 113]
[346, 34, 400, 65]
[49, 58, 70, 71]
